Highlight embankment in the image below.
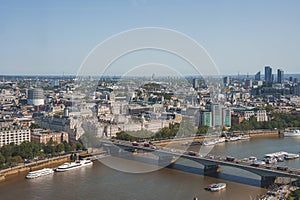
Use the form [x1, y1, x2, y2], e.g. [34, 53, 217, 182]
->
[0, 155, 70, 182]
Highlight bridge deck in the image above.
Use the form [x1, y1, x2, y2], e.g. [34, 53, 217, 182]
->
[105, 140, 300, 179]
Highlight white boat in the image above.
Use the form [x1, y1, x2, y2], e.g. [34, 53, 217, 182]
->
[238, 135, 250, 140]
[55, 160, 93, 172]
[229, 136, 240, 141]
[284, 153, 299, 160]
[265, 151, 299, 160]
[202, 140, 216, 146]
[264, 151, 288, 158]
[216, 138, 226, 143]
[276, 156, 284, 162]
[26, 168, 54, 179]
[265, 157, 277, 164]
[207, 183, 227, 191]
[284, 129, 300, 137]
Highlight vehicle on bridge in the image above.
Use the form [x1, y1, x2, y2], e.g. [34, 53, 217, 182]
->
[226, 156, 235, 162]
[277, 166, 288, 171]
[251, 160, 266, 167]
[132, 141, 139, 146]
[188, 151, 198, 156]
[143, 143, 150, 147]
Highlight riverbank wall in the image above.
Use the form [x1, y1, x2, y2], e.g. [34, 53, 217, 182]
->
[153, 130, 280, 146]
[246, 130, 279, 137]
[0, 155, 70, 182]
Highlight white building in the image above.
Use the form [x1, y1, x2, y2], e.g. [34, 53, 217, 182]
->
[0, 126, 31, 147]
[244, 111, 255, 120]
[256, 110, 268, 122]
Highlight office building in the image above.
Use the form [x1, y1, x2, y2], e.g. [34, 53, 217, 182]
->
[211, 103, 222, 127]
[222, 107, 231, 127]
[192, 78, 198, 89]
[277, 69, 284, 84]
[264, 66, 272, 84]
[223, 76, 230, 86]
[199, 111, 212, 127]
[255, 71, 261, 81]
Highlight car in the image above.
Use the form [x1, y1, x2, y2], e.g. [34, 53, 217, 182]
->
[188, 151, 198, 156]
[132, 141, 139, 146]
[226, 156, 235, 162]
[143, 143, 150, 147]
[277, 166, 288, 171]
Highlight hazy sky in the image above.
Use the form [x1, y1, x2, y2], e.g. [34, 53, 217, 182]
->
[0, 0, 299, 76]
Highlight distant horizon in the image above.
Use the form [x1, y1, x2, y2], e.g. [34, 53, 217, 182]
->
[1, 73, 300, 78]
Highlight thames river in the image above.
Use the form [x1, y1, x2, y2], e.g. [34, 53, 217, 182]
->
[1, 135, 300, 200]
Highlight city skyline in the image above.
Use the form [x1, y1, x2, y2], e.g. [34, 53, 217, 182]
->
[1, 1, 300, 75]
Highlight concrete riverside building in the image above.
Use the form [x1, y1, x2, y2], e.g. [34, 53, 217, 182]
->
[0, 126, 31, 147]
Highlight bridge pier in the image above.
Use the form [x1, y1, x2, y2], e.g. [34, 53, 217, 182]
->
[261, 176, 276, 188]
[204, 165, 221, 175]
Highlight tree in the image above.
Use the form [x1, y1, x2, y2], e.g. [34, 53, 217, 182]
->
[30, 123, 41, 129]
[76, 142, 83, 151]
[0, 152, 5, 166]
[63, 141, 71, 152]
[56, 143, 65, 153]
[265, 105, 274, 113]
[197, 126, 209, 135]
[1, 144, 14, 161]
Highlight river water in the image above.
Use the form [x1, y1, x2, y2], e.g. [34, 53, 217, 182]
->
[0, 135, 299, 200]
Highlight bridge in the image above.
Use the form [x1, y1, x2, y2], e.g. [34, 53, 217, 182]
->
[102, 140, 300, 188]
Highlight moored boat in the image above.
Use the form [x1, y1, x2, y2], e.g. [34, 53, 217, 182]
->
[284, 153, 299, 160]
[26, 168, 54, 179]
[265, 157, 277, 164]
[202, 140, 216, 146]
[284, 129, 300, 137]
[238, 135, 250, 140]
[55, 160, 93, 172]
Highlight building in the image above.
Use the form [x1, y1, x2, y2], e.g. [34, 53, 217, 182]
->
[222, 107, 231, 127]
[277, 69, 284, 84]
[0, 126, 31, 147]
[256, 110, 268, 122]
[255, 71, 261, 81]
[223, 76, 230, 86]
[294, 84, 300, 95]
[211, 103, 222, 127]
[264, 66, 272, 84]
[245, 79, 252, 90]
[231, 113, 244, 124]
[192, 78, 198, 89]
[27, 88, 44, 106]
[199, 110, 212, 127]
[31, 129, 69, 144]
[244, 111, 255, 120]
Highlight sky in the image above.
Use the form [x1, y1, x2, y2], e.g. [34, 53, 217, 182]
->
[0, 0, 300, 76]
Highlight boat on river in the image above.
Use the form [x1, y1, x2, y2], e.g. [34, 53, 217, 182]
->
[26, 168, 54, 179]
[284, 129, 300, 137]
[55, 160, 93, 172]
[206, 183, 227, 191]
